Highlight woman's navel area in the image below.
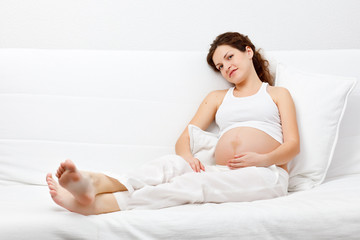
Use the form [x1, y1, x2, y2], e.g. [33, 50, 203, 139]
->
[214, 127, 281, 166]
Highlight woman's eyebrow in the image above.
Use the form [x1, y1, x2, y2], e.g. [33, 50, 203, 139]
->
[215, 51, 230, 67]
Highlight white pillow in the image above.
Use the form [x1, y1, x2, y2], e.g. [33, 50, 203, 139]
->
[275, 63, 357, 191]
[188, 124, 217, 166]
[325, 92, 360, 180]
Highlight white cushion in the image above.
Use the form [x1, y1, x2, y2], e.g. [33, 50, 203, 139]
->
[325, 89, 360, 180]
[188, 124, 217, 166]
[275, 63, 357, 191]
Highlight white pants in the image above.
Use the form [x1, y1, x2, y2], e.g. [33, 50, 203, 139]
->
[112, 155, 289, 211]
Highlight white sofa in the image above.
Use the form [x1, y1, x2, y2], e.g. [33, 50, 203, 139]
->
[0, 48, 359, 239]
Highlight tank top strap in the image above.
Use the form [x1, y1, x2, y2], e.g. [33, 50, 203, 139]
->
[225, 87, 235, 99]
[259, 82, 269, 95]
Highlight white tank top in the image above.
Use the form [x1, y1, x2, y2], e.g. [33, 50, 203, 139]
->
[215, 82, 283, 144]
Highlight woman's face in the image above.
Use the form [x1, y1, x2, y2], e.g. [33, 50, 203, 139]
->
[212, 45, 254, 85]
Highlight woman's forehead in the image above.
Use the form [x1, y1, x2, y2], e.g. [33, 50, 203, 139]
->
[213, 45, 236, 63]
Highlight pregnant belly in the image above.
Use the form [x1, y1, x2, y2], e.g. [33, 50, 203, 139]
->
[215, 127, 283, 168]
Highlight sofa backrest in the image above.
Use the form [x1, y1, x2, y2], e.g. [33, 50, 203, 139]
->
[0, 49, 359, 185]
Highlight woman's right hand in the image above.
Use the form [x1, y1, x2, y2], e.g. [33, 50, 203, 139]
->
[185, 157, 205, 173]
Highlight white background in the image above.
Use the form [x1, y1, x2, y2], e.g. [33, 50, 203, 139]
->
[0, 0, 359, 51]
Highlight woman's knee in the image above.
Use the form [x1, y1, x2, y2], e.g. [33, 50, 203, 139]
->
[152, 154, 192, 179]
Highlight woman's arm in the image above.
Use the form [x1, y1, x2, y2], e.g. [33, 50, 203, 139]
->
[228, 87, 300, 168]
[175, 90, 224, 172]
[265, 87, 300, 166]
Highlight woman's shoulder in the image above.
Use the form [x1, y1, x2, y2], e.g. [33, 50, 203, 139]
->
[205, 89, 228, 107]
[208, 89, 228, 101]
[209, 89, 228, 96]
[266, 85, 292, 103]
[266, 85, 290, 95]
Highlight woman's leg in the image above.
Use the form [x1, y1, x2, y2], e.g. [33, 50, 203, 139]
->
[53, 159, 127, 205]
[46, 155, 192, 214]
[47, 173, 120, 215]
[114, 165, 288, 211]
[107, 154, 193, 194]
[47, 159, 126, 214]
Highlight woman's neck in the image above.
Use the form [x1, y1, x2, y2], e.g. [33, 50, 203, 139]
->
[234, 75, 262, 94]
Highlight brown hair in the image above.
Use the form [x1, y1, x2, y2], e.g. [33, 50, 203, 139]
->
[206, 32, 273, 86]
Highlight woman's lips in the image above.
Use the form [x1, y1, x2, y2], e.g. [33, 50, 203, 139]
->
[229, 69, 237, 78]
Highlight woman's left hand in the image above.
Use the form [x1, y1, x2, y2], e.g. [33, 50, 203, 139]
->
[227, 152, 269, 169]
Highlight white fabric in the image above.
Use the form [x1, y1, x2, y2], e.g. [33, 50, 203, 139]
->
[325, 90, 360, 180]
[0, 184, 99, 240]
[275, 63, 357, 191]
[112, 154, 288, 210]
[1, 175, 360, 239]
[216, 82, 283, 144]
[188, 124, 218, 165]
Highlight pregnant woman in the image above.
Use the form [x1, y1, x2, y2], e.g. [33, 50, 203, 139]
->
[46, 32, 300, 215]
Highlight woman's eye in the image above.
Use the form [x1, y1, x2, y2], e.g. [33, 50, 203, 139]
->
[218, 65, 223, 71]
[228, 55, 233, 60]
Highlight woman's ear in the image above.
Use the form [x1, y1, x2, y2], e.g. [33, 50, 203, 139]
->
[245, 46, 254, 59]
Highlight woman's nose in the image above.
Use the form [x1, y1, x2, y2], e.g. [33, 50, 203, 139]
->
[224, 63, 231, 73]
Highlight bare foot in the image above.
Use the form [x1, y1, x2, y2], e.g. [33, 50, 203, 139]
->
[55, 159, 95, 205]
[46, 174, 94, 215]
